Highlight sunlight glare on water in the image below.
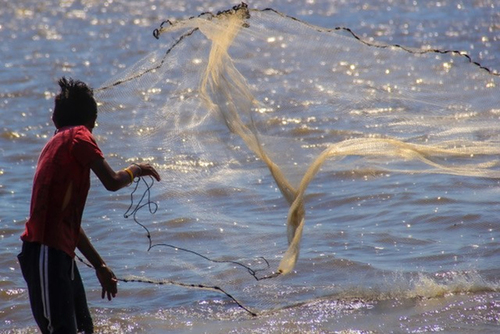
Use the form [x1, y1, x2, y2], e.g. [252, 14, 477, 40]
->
[1, 1, 500, 333]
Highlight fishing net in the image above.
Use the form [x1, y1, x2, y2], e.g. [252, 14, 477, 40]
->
[93, 3, 500, 315]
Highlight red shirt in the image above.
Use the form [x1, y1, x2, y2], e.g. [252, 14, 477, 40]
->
[21, 125, 104, 257]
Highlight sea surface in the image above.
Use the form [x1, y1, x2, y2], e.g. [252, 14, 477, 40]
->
[1, 1, 500, 333]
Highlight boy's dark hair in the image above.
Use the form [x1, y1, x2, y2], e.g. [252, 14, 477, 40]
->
[52, 77, 98, 129]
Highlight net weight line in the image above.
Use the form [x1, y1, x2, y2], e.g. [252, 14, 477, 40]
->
[261, 6, 499, 77]
[98, 3, 498, 94]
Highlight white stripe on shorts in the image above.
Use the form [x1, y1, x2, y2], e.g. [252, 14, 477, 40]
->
[39, 245, 54, 333]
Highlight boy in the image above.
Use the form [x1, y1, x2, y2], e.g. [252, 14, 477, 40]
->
[18, 77, 161, 333]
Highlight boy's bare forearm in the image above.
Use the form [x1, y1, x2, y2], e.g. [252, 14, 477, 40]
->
[77, 227, 106, 269]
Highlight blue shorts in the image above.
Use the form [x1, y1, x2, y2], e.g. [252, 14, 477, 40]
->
[18, 241, 93, 334]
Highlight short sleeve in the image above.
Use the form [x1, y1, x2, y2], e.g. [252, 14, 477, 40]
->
[72, 126, 104, 167]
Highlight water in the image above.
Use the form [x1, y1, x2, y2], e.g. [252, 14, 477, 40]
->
[1, 1, 500, 333]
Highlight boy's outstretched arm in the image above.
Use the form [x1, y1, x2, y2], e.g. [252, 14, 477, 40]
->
[91, 158, 161, 192]
[77, 227, 118, 301]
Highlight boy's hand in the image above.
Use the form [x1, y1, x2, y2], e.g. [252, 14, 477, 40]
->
[135, 162, 161, 181]
[96, 265, 118, 300]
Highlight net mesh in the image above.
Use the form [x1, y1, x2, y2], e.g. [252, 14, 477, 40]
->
[93, 3, 500, 314]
